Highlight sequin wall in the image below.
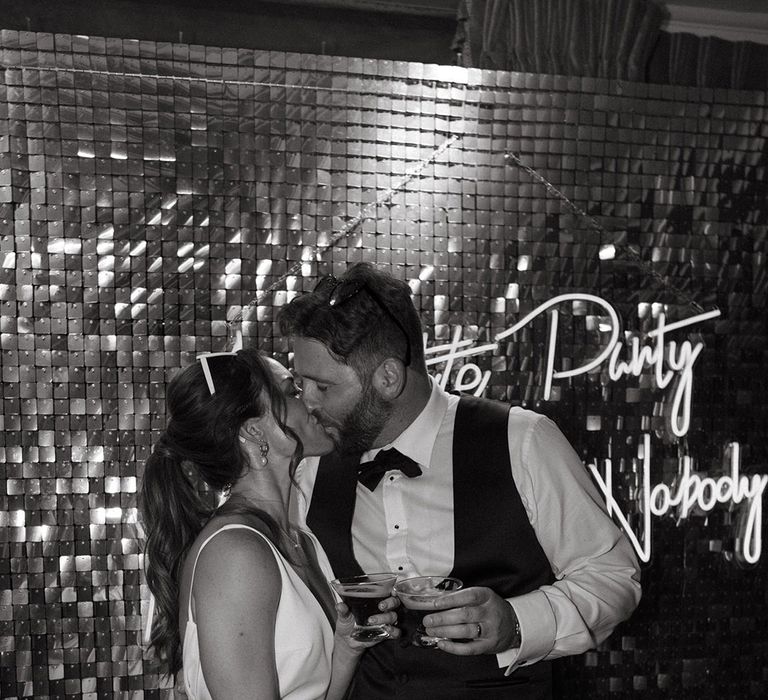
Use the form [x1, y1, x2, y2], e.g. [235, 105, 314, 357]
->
[1, 28, 767, 699]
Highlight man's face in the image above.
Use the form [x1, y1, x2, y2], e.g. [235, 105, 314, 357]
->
[291, 336, 392, 454]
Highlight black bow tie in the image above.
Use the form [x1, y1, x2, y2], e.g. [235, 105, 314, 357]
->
[357, 448, 422, 491]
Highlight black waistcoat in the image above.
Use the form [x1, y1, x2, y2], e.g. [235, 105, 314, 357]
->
[308, 396, 555, 699]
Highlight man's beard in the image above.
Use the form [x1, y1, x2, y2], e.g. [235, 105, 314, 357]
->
[336, 380, 393, 455]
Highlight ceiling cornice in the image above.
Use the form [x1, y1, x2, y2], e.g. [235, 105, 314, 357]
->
[665, 2, 768, 44]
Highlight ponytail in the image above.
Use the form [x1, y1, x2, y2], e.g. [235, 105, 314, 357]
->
[140, 439, 211, 675]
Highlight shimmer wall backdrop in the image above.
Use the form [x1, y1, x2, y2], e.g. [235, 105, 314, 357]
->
[1, 29, 767, 699]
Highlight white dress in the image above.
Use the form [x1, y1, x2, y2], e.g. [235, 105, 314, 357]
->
[183, 524, 336, 700]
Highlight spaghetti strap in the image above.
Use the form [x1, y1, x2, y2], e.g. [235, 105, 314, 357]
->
[187, 524, 270, 622]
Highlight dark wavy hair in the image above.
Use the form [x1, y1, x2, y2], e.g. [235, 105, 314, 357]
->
[278, 262, 426, 380]
[139, 348, 301, 676]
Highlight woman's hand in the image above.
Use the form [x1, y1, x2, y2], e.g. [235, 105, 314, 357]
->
[325, 597, 401, 699]
[334, 596, 401, 654]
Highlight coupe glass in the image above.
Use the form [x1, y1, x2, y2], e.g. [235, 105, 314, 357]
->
[394, 575, 463, 647]
[330, 572, 398, 641]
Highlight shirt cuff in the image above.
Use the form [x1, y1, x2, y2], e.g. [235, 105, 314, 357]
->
[495, 590, 556, 673]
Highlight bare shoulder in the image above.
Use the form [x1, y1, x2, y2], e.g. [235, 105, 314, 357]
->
[191, 520, 282, 611]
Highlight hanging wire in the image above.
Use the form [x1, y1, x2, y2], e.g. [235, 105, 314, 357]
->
[503, 152, 715, 316]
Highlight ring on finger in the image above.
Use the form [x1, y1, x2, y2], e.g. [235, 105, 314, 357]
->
[475, 622, 482, 638]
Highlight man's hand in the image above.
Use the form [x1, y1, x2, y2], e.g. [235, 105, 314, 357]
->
[421, 586, 519, 656]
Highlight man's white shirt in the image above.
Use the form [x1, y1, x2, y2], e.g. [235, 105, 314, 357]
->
[294, 379, 641, 673]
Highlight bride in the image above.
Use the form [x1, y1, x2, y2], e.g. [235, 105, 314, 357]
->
[140, 349, 398, 699]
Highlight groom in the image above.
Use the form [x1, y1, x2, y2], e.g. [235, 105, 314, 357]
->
[279, 262, 640, 699]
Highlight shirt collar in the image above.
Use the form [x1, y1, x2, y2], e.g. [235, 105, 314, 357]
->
[387, 377, 447, 469]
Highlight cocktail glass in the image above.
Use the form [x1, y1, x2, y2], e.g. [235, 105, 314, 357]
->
[330, 572, 398, 641]
[393, 575, 463, 648]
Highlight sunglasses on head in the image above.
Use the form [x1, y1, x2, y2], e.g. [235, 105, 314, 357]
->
[197, 352, 238, 395]
[313, 275, 412, 366]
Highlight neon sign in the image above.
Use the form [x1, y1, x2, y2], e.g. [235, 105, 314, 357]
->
[425, 293, 767, 564]
[588, 436, 768, 565]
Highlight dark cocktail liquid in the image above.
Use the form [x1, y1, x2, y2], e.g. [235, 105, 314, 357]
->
[339, 587, 391, 640]
[399, 598, 438, 647]
[398, 606, 427, 642]
[342, 593, 385, 624]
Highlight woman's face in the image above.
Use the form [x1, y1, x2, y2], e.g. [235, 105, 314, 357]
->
[265, 357, 335, 457]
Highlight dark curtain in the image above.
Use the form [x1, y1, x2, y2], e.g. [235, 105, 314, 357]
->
[453, 0, 667, 81]
[648, 32, 768, 89]
[454, 0, 768, 89]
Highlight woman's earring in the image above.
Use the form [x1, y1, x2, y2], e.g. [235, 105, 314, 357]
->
[257, 440, 269, 466]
